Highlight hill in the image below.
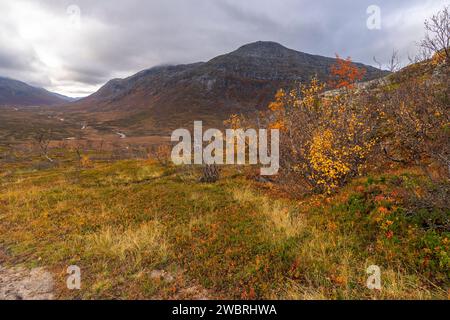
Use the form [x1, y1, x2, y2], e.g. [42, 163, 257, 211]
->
[68, 41, 388, 135]
[0, 77, 73, 107]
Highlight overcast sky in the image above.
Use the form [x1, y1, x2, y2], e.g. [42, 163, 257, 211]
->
[0, 0, 448, 97]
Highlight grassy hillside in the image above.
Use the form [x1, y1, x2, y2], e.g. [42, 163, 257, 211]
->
[0, 152, 447, 299]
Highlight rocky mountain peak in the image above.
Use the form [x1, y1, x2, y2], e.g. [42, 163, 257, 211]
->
[231, 41, 298, 59]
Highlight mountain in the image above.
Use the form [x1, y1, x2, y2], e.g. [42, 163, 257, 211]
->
[69, 41, 389, 134]
[0, 77, 73, 107]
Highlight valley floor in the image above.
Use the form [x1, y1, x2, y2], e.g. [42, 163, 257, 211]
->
[0, 155, 448, 299]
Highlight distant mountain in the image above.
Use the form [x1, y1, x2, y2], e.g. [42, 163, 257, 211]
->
[69, 41, 389, 134]
[0, 77, 73, 107]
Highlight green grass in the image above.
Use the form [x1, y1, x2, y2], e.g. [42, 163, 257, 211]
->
[0, 157, 448, 299]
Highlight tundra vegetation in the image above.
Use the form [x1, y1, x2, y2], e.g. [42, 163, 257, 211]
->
[0, 7, 448, 300]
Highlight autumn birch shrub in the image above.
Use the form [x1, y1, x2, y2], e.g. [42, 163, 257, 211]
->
[379, 62, 450, 180]
[261, 72, 378, 194]
[381, 5, 450, 180]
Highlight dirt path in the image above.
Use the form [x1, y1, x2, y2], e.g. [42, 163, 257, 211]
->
[0, 266, 54, 300]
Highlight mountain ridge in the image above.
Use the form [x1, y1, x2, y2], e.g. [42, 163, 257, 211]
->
[67, 41, 390, 134]
[0, 76, 74, 107]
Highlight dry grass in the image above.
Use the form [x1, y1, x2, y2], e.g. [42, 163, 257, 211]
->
[84, 221, 168, 268]
[232, 187, 304, 238]
[0, 157, 447, 299]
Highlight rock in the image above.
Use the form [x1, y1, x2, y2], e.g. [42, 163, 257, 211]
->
[149, 269, 174, 283]
[0, 266, 54, 300]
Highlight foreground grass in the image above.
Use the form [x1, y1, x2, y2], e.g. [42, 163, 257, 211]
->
[0, 158, 448, 299]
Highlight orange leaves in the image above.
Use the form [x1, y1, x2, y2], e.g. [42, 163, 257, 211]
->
[372, 206, 389, 224]
[378, 206, 389, 214]
[269, 120, 286, 130]
[327, 221, 338, 231]
[329, 54, 366, 89]
[267, 89, 289, 131]
[268, 89, 286, 111]
[330, 274, 348, 286]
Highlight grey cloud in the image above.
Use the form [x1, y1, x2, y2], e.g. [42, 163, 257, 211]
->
[0, 0, 448, 97]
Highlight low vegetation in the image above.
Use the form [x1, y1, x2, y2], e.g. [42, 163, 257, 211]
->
[0, 152, 448, 299]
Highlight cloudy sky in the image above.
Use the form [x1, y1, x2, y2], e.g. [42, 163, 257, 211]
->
[0, 0, 448, 97]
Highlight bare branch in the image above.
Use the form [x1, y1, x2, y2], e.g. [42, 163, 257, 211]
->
[420, 6, 450, 63]
[388, 49, 400, 72]
[34, 131, 54, 163]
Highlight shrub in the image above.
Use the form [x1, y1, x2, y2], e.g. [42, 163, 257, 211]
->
[261, 75, 377, 193]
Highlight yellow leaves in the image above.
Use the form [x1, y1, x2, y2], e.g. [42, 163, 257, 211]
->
[306, 121, 374, 193]
[300, 77, 325, 110]
[265, 76, 378, 194]
[268, 101, 283, 112]
[267, 89, 290, 129]
[307, 129, 351, 193]
[275, 89, 286, 100]
[80, 155, 92, 168]
[269, 78, 325, 113]
[266, 78, 328, 135]
[384, 220, 394, 227]
[224, 114, 242, 130]
[431, 50, 446, 66]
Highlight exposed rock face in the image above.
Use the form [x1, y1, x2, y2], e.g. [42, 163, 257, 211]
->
[69, 41, 389, 134]
[0, 266, 54, 300]
[0, 77, 73, 107]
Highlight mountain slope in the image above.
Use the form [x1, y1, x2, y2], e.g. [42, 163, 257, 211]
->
[0, 77, 73, 107]
[69, 41, 389, 134]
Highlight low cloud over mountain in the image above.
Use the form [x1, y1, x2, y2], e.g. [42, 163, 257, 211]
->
[0, 0, 445, 97]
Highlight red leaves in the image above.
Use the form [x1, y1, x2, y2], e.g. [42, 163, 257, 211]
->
[329, 54, 366, 89]
[241, 287, 256, 300]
